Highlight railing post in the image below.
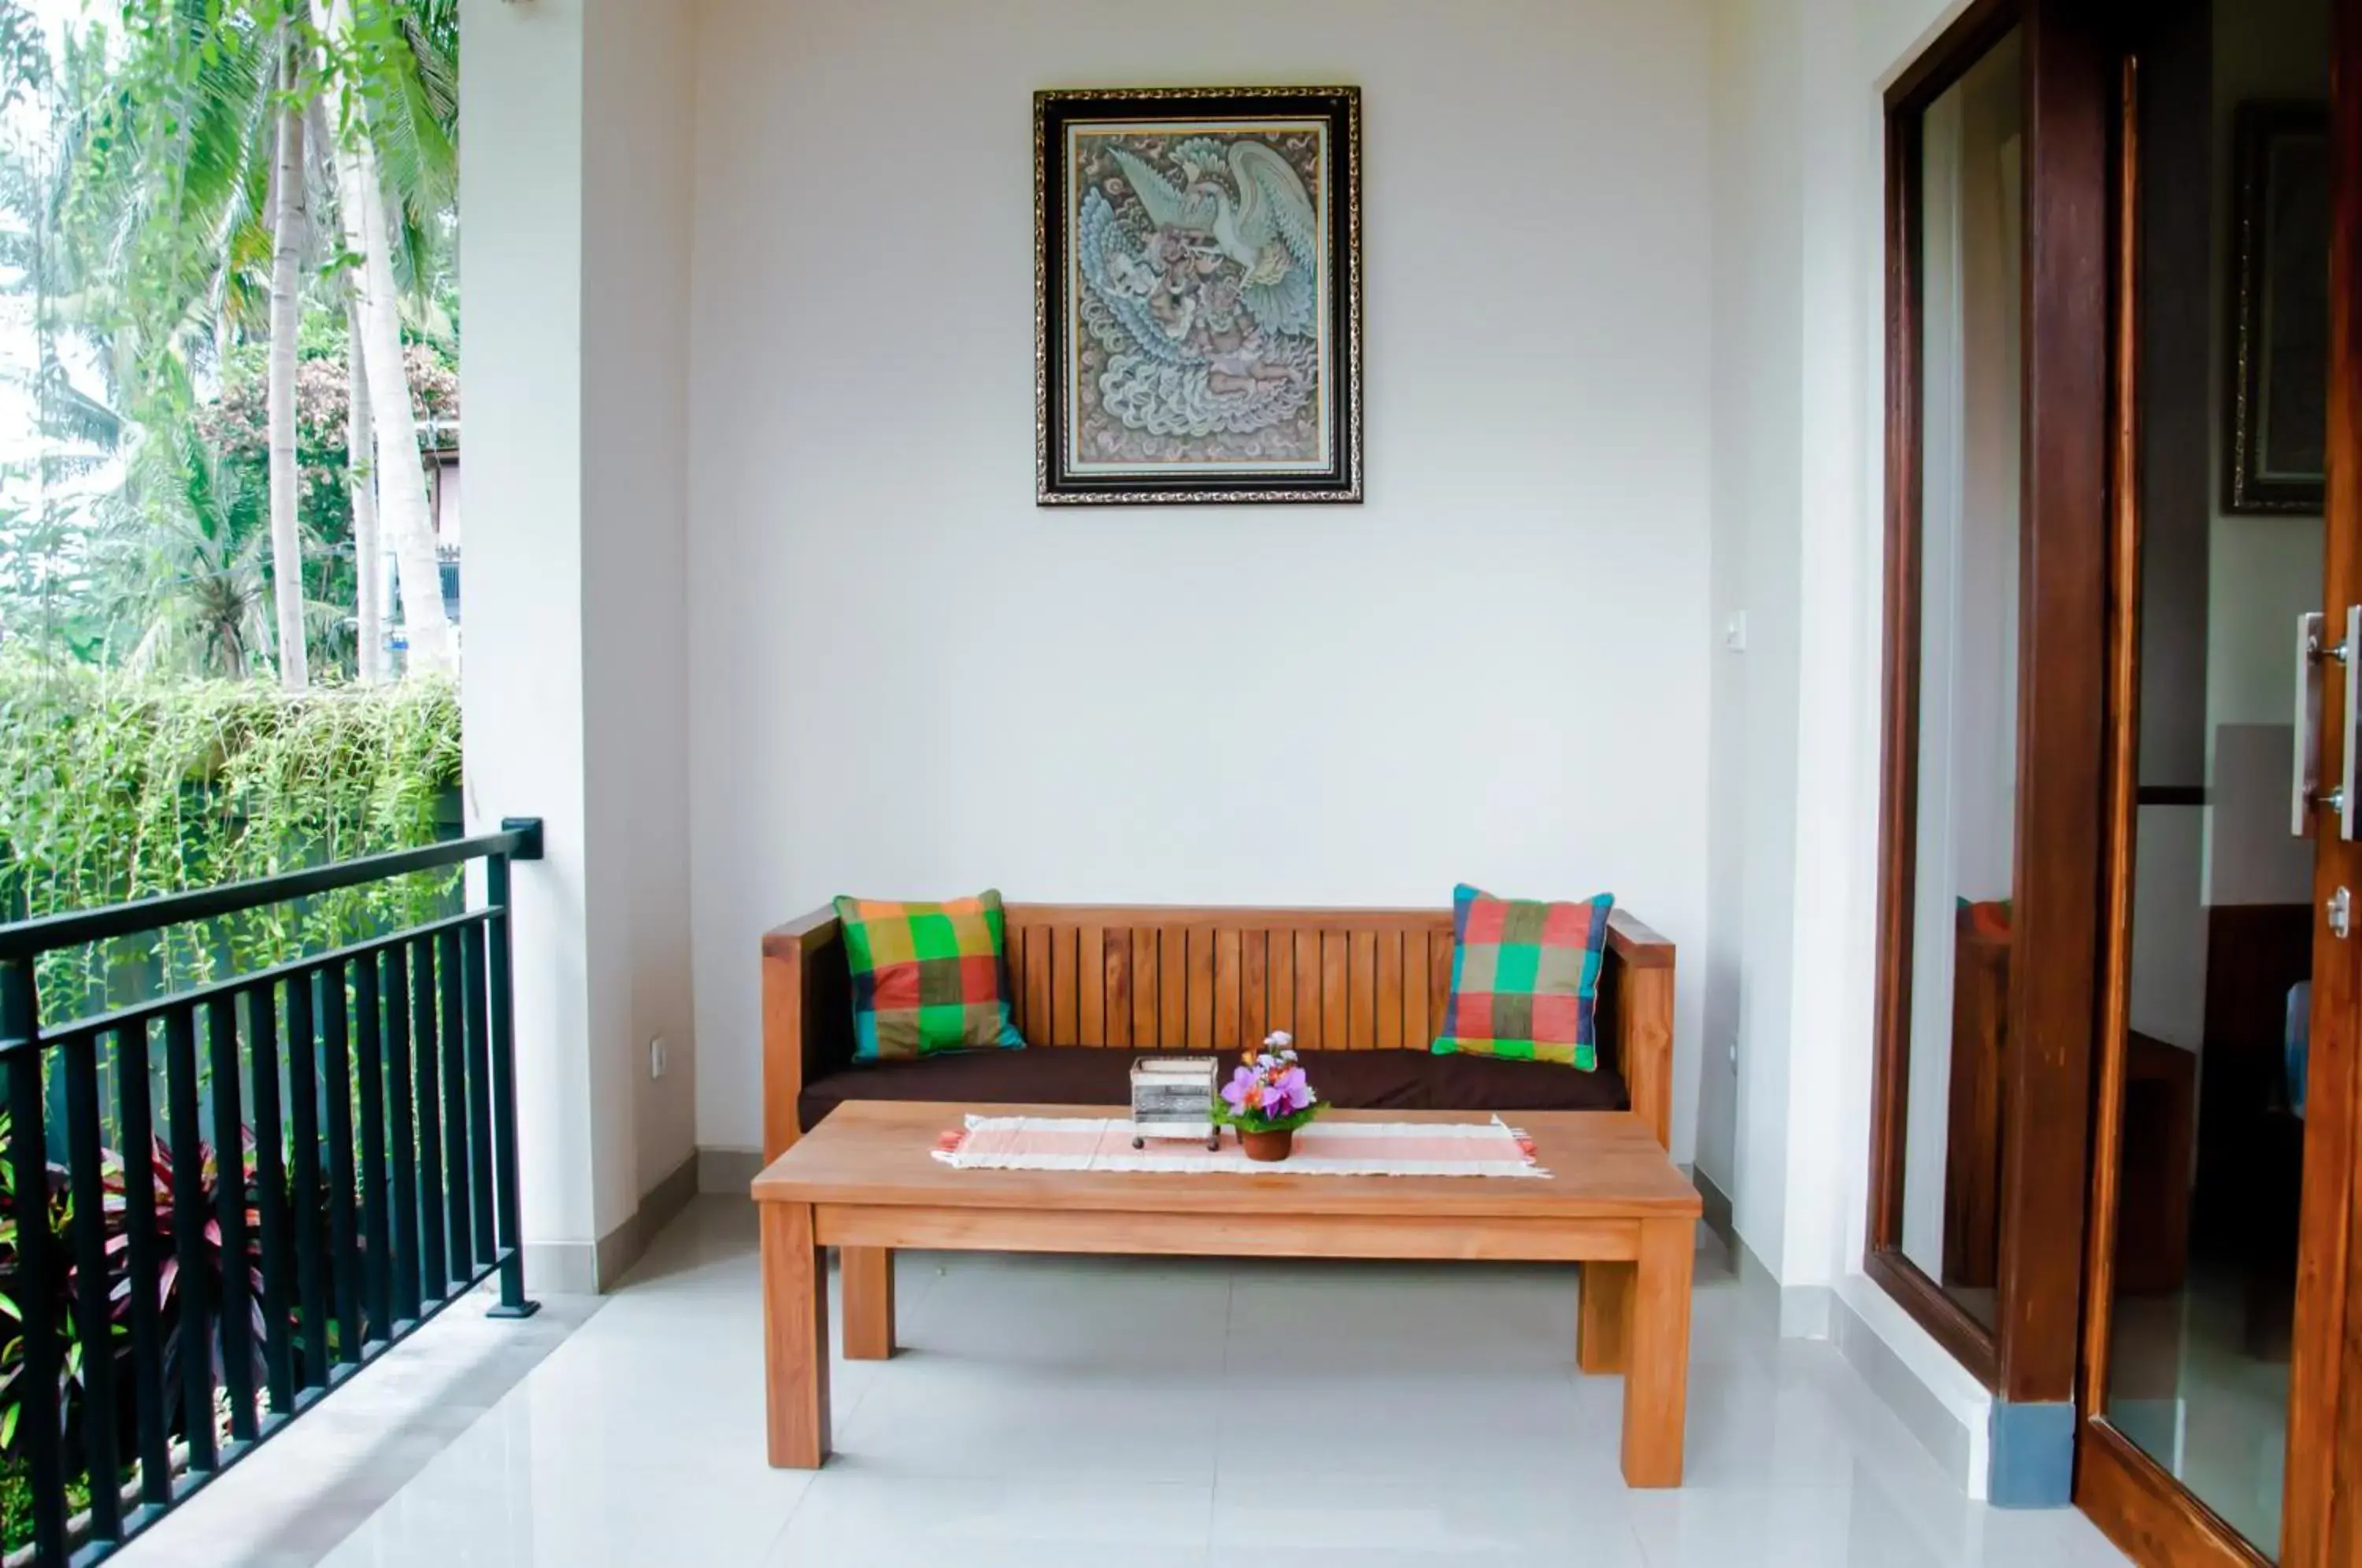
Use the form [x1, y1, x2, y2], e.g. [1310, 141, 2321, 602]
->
[61, 1029, 124, 1543]
[2, 956, 69, 1567]
[485, 819, 541, 1318]
[0, 815, 550, 1555]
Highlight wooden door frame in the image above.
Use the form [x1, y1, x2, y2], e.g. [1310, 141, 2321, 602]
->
[2072, 42, 2276, 1568]
[1868, 0, 2013, 1392]
[2293, 0, 2362, 1558]
[2075, 0, 2362, 1561]
[1868, 0, 2112, 1413]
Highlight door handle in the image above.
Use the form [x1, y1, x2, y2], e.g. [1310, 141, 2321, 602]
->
[2293, 609, 2359, 838]
[2342, 606, 2359, 841]
[2296, 612, 2326, 836]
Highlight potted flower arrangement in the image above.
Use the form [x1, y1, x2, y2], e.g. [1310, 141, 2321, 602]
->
[1216, 1032, 1320, 1162]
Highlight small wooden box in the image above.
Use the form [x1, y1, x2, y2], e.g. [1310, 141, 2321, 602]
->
[1130, 1056, 1220, 1149]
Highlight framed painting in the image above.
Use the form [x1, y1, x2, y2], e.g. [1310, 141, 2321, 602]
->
[2226, 101, 2328, 514]
[1035, 86, 1363, 505]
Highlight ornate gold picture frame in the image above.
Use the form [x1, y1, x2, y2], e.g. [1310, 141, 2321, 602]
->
[1035, 87, 1363, 505]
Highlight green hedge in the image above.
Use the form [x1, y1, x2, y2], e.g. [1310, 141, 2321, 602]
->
[0, 663, 465, 1021]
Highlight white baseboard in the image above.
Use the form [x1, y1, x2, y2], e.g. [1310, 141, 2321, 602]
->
[699, 1145, 765, 1194]
[520, 1243, 599, 1297]
[1688, 1163, 1737, 1244]
[521, 1150, 701, 1296]
[1831, 1273, 1992, 1498]
[1715, 1226, 1983, 1500]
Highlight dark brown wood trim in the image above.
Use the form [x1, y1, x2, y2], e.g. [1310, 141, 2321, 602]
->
[2286, 2, 2362, 1558]
[2077, 1419, 2274, 1568]
[1994, 0, 2113, 1409]
[1871, 0, 2119, 1407]
[1865, 1247, 2001, 1388]
[1886, 0, 2026, 115]
[2079, 50, 2142, 1433]
[1868, 85, 1927, 1268]
[1870, 0, 2074, 1389]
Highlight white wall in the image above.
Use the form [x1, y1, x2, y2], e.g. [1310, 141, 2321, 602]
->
[462, 0, 699, 1283]
[684, 0, 1717, 1161]
[461, 0, 600, 1266]
[1702, 0, 1805, 1238]
[1709, 0, 1908, 1341]
[1709, 0, 2008, 1490]
[583, 0, 699, 1205]
[1706, 0, 1878, 1300]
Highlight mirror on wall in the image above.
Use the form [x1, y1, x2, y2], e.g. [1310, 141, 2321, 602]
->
[1890, 25, 2025, 1333]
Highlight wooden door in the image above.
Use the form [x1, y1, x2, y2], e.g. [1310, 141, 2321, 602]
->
[2077, 0, 2362, 1560]
[2301, 3, 2362, 1556]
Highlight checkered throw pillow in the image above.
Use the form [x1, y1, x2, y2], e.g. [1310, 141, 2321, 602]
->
[834, 890, 1027, 1062]
[1432, 885, 1614, 1070]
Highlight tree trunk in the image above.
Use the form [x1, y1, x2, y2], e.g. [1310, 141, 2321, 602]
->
[310, 0, 453, 679]
[346, 301, 385, 684]
[265, 60, 308, 691]
[309, 97, 385, 686]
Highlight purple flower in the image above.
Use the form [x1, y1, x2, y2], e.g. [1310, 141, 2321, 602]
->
[1222, 1056, 1317, 1128]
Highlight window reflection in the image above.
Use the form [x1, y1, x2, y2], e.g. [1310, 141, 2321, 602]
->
[1899, 28, 2024, 1332]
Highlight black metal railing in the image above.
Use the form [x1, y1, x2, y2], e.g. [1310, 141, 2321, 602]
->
[0, 819, 544, 1566]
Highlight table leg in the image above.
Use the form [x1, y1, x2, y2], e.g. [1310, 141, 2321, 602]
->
[1577, 1259, 1635, 1374]
[842, 1246, 896, 1360]
[762, 1201, 830, 1468]
[1620, 1216, 1694, 1488]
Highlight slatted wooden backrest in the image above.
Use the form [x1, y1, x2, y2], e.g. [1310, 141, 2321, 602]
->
[1000, 906, 1457, 1055]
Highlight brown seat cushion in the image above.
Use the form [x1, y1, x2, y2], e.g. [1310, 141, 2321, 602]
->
[798, 1045, 1627, 1133]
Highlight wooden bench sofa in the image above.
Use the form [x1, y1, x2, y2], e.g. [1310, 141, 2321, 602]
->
[761, 902, 1675, 1161]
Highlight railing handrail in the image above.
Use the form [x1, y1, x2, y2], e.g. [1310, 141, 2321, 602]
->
[9, 907, 495, 1054]
[0, 815, 545, 1566]
[0, 816, 544, 962]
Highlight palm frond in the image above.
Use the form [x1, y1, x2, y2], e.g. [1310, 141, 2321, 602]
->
[31, 364, 125, 452]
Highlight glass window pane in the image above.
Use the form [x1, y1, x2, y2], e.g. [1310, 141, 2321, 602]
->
[2101, 0, 2331, 1554]
[1898, 28, 2024, 1332]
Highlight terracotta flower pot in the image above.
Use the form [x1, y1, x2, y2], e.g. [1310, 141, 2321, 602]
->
[1240, 1126, 1294, 1163]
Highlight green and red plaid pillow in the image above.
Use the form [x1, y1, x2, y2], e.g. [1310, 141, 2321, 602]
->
[834, 890, 1026, 1062]
[1432, 885, 1614, 1070]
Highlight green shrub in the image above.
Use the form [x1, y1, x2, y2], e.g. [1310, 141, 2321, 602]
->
[0, 661, 465, 1021]
[2, 1451, 93, 1556]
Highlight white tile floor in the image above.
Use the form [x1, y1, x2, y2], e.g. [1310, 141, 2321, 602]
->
[114, 1196, 2135, 1568]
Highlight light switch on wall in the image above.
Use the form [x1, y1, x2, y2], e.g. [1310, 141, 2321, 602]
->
[1723, 612, 1748, 652]
[649, 1037, 668, 1080]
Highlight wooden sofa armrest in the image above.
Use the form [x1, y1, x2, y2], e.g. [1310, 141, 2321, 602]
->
[1605, 909, 1675, 1149]
[762, 905, 846, 1162]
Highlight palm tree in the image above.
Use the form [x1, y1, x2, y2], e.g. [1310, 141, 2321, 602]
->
[54, 2, 294, 681]
[342, 290, 384, 683]
[7, 0, 457, 682]
[0, 25, 127, 666]
[68, 5, 278, 415]
[308, 0, 453, 677]
[264, 24, 311, 690]
[59, 0, 458, 683]
[102, 423, 278, 680]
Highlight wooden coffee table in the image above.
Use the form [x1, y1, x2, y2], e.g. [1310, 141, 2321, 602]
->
[750, 1100, 1702, 1486]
